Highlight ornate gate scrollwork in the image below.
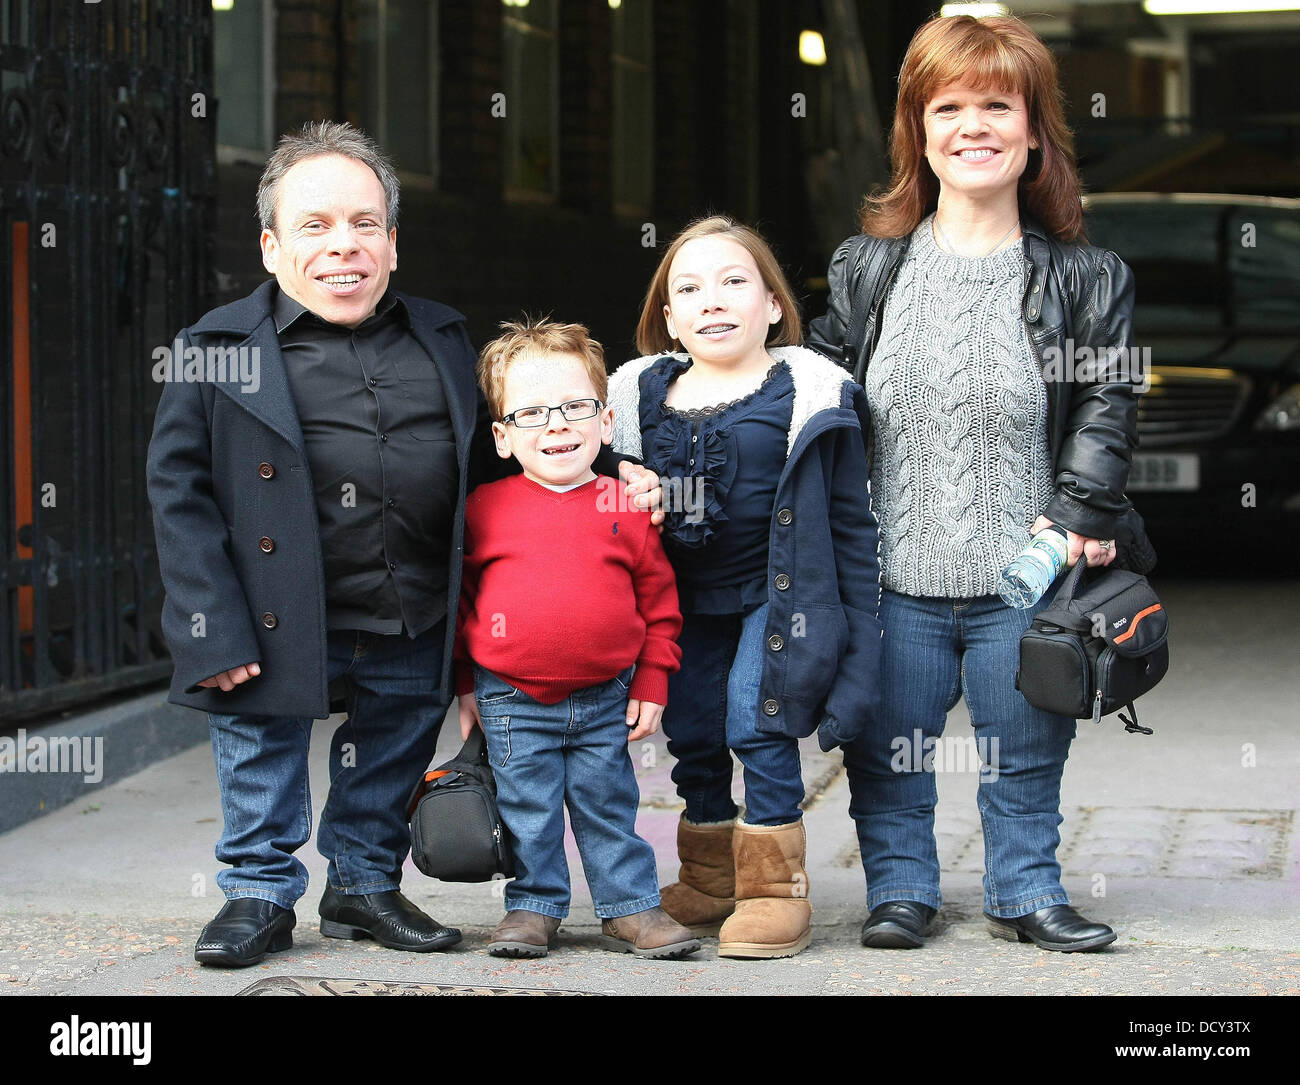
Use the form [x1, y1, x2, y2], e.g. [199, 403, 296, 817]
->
[1, 0, 215, 720]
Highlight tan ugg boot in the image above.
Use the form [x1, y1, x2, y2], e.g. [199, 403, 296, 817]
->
[717, 819, 812, 959]
[659, 816, 736, 936]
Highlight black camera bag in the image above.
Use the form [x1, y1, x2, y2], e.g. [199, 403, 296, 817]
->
[1016, 559, 1169, 733]
[407, 729, 515, 882]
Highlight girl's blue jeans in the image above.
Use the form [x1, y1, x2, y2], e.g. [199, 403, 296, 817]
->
[663, 603, 805, 827]
[842, 588, 1077, 919]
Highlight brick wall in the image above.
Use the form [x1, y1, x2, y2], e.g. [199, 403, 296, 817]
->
[275, 0, 347, 131]
[213, 0, 823, 364]
[439, 0, 502, 197]
[558, 0, 613, 212]
[651, 0, 706, 225]
[213, 165, 659, 365]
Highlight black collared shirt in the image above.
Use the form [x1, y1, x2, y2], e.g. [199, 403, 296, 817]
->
[276, 288, 458, 636]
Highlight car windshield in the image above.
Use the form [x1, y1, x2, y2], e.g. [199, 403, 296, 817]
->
[1084, 203, 1300, 331]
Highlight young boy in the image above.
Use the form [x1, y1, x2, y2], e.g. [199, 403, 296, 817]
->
[456, 318, 699, 960]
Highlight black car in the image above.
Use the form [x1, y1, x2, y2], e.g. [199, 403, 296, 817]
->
[1083, 193, 1300, 561]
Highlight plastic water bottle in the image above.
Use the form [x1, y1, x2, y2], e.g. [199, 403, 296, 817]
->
[997, 525, 1069, 608]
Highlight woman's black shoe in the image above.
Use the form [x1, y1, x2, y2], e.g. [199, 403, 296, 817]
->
[194, 898, 296, 967]
[860, 901, 936, 949]
[985, 905, 1116, 952]
[318, 886, 461, 951]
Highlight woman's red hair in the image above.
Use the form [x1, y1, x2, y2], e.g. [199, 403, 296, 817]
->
[863, 14, 1085, 243]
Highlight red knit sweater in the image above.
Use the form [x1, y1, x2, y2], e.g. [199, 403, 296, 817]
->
[455, 474, 682, 705]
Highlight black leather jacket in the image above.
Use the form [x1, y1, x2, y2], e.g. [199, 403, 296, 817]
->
[807, 215, 1151, 561]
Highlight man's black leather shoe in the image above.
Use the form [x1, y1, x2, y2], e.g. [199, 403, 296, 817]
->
[194, 898, 296, 968]
[985, 905, 1116, 952]
[318, 886, 461, 951]
[860, 901, 936, 949]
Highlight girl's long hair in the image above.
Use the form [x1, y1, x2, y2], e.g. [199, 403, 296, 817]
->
[635, 216, 802, 356]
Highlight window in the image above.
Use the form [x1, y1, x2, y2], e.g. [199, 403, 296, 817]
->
[0, 0, 33, 47]
[213, 0, 274, 155]
[502, 0, 558, 198]
[359, 0, 439, 178]
[611, 0, 653, 213]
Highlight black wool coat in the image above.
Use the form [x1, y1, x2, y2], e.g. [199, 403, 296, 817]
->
[146, 280, 492, 718]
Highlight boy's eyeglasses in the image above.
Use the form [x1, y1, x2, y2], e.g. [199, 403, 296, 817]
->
[500, 398, 604, 428]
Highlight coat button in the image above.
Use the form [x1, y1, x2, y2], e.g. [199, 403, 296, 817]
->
[369, 377, 377, 387]
[261, 612, 277, 629]
[259, 536, 275, 553]
[1028, 308, 1038, 318]
[380, 433, 389, 442]
[768, 634, 784, 651]
[762, 699, 780, 716]
[774, 573, 791, 591]
[777, 508, 793, 526]
[1032, 283, 1040, 293]
[258, 462, 275, 479]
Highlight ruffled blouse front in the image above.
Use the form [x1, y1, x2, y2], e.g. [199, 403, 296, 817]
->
[637, 355, 794, 615]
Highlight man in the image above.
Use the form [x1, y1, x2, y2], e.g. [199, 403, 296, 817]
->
[147, 121, 657, 967]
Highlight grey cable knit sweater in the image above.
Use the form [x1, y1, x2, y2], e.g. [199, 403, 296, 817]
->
[865, 215, 1054, 598]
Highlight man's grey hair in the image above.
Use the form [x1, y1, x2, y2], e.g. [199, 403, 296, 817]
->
[256, 120, 401, 234]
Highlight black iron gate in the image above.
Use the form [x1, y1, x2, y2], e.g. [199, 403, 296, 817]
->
[1, 0, 214, 721]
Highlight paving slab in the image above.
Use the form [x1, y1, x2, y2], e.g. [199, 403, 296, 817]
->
[1, 579, 1297, 1000]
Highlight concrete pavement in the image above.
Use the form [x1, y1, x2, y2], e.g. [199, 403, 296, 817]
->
[0, 578, 1296, 997]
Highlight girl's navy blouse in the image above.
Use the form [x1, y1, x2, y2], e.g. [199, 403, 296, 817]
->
[638, 354, 794, 615]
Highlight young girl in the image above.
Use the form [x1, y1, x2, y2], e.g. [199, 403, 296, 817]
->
[606, 216, 882, 958]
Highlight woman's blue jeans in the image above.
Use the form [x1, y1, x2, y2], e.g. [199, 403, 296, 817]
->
[663, 603, 805, 827]
[842, 589, 1077, 919]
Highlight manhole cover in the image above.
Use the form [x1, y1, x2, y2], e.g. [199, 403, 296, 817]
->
[238, 976, 591, 996]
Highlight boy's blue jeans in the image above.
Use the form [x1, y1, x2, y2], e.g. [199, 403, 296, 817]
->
[474, 665, 661, 920]
[207, 625, 449, 910]
[662, 603, 805, 827]
[842, 589, 1077, 919]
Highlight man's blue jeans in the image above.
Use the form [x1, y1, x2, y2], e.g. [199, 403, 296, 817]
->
[842, 589, 1077, 919]
[207, 625, 449, 910]
[662, 603, 805, 827]
[474, 665, 660, 920]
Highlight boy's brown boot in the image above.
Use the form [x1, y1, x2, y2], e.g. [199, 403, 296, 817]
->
[600, 906, 701, 959]
[717, 819, 812, 959]
[488, 910, 561, 958]
[659, 816, 736, 936]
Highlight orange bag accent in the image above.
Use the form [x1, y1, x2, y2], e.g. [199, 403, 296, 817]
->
[1114, 604, 1162, 645]
[408, 769, 455, 817]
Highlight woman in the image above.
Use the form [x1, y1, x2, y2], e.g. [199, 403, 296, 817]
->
[808, 13, 1150, 952]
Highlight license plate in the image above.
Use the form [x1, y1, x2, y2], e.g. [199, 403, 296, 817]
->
[1129, 453, 1199, 492]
